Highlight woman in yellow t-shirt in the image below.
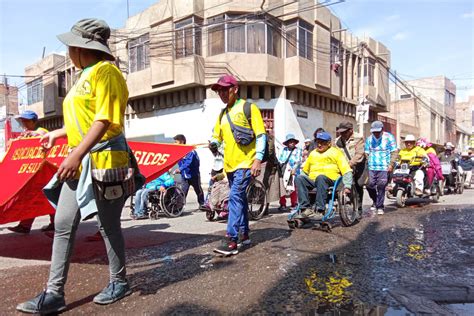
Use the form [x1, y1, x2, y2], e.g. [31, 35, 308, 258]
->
[16, 19, 133, 314]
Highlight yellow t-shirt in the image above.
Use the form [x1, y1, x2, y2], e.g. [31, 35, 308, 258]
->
[63, 61, 129, 169]
[398, 146, 427, 166]
[302, 147, 351, 181]
[212, 99, 266, 172]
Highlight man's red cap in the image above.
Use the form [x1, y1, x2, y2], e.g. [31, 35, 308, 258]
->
[211, 74, 238, 91]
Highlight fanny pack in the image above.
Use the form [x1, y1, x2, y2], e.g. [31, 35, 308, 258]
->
[91, 166, 135, 200]
[224, 101, 255, 146]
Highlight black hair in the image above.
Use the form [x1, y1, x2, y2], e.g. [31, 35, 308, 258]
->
[173, 134, 186, 144]
[313, 127, 325, 139]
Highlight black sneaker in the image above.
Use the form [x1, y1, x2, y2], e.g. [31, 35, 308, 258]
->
[16, 290, 66, 314]
[93, 281, 132, 305]
[41, 223, 55, 232]
[133, 214, 148, 220]
[8, 225, 30, 234]
[214, 239, 238, 255]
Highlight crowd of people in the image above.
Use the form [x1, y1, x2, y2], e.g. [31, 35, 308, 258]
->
[7, 17, 473, 314]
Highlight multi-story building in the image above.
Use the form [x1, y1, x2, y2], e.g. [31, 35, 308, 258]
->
[113, 0, 391, 178]
[22, 0, 391, 180]
[388, 76, 470, 149]
[0, 81, 19, 119]
[455, 95, 474, 149]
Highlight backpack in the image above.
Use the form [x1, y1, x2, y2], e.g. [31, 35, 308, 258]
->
[219, 101, 270, 163]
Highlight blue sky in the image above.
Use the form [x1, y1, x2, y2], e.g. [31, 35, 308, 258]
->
[1, 0, 473, 102]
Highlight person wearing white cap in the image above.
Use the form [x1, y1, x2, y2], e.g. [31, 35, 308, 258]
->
[364, 121, 398, 215]
[438, 142, 459, 191]
[277, 133, 302, 211]
[397, 134, 429, 195]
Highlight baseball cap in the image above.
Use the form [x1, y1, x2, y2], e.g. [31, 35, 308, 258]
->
[211, 75, 238, 91]
[370, 121, 384, 132]
[315, 132, 332, 141]
[336, 121, 353, 133]
[15, 110, 38, 121]
[404, 134, 416, 142]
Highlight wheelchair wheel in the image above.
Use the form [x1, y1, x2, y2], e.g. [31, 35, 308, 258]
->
[338, 187, 359, 227]
[247, 179, 268, 220]
[160, 186, 186, 217]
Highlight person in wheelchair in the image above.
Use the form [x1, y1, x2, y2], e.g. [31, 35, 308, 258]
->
[438, 142, 459, 191]
[295, 132, 353, 219]
[132, 172, 175, 220]
[397, 135, 429, 196]
[459, 152, 473, 188]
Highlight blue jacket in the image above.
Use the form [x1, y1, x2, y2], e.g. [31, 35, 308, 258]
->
[459, 158, 473, 171]
[178, 150, 200, 179]
[145, 172, 175, 190]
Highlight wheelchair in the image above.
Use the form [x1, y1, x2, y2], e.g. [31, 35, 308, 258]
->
[129, 185, 186, 219]
[287, 177, 359, 231]
[205, 178, 268, 221]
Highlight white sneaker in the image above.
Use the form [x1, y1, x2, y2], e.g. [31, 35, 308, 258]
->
[377, 208, 384, 215]
[370, 205, 376, 212]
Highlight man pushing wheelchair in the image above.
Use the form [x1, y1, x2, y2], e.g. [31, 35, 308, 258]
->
[288, 132, 356, 229]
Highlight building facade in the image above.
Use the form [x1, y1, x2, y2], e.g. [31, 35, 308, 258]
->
[113, 0, 391, 179]
[455, 95, 474, 149]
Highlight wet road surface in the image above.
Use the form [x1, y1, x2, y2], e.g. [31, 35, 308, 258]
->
[0, 190, 473, 314]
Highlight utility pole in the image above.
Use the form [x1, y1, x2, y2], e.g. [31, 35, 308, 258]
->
[356, 42, 367, 138]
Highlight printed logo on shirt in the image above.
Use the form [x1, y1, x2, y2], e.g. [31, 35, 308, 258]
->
[76, 80, 92, 96]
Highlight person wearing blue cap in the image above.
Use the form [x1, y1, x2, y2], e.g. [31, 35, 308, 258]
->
[295, 132, 353, 218]
[364, 120, 397, 215]
[7, 110, 53, 234]
[277, 133, 302, 211]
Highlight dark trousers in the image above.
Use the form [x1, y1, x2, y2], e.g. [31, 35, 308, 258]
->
[354, 181, 364, 211]
[181, 174, 205, 205]
[366, 170, 388, 209]
[295, 174, 334, 211]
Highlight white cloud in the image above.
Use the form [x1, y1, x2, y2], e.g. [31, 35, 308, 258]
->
[461, 11, 474, 18]
[392, 32, 408, 41]
[385, 14, 400, 21]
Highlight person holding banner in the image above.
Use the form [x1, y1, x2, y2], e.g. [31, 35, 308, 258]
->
[7, 110, 55, 234]
[210, 74, 267, 256]
[16, 18, 138, 314]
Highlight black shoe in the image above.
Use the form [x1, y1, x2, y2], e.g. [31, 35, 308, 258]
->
[93, 281, 132, 305]
[214, 239, 238, 255]
[8, 225, 31, 234]
[278, 206, 289, 212]
[16, 290, 66, 314]
[41, 223, 55, 232]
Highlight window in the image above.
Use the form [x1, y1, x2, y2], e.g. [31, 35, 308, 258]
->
[330, 38, 341, 64]
[207, 14, 281, 57]
[445, 90, 455, 106]
[129, 33, 150, 73]
[360, 57, 375, 86]
[58, 71, 66, 97]
[27, 78, 43, 105]
[208, 15, 225, 56]
[285, 20, 313, 61]
[175, 16, 202, 58]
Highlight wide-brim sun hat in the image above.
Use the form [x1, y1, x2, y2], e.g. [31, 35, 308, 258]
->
[283, 133, 299, 146]
[404, 134, 416, 142]
[57, 18, 115, 61]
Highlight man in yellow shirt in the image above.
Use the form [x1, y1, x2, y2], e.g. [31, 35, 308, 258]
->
[397, 134, 428, 195]
[295, 132, 352, 217]
[210, 74, 266, 256]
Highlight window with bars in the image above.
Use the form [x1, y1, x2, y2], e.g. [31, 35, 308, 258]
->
[360, 57, 375, 86]
[27, 78, 43, 105]
[129, 33, 150, 73]
[175, 16, 202, 58]
[330, 37, 341, 64]
[207, 14, 281, 57]
[285, 20, 313, 61]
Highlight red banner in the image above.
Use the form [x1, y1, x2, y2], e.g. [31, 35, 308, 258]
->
[0, 137, 194, 224]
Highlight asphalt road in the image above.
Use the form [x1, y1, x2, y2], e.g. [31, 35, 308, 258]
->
[0, 188, 473, 315]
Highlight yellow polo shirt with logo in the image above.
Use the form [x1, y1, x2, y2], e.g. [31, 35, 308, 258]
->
[212, 99, 266, 172]
[63, 61, 129, 170]
[302, 147, 351, 181]
[398, 146, 427, 166]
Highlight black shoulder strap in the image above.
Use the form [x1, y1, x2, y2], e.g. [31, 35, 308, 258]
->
[340, 139, 352, 161]
[243, 101, 252, 126]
